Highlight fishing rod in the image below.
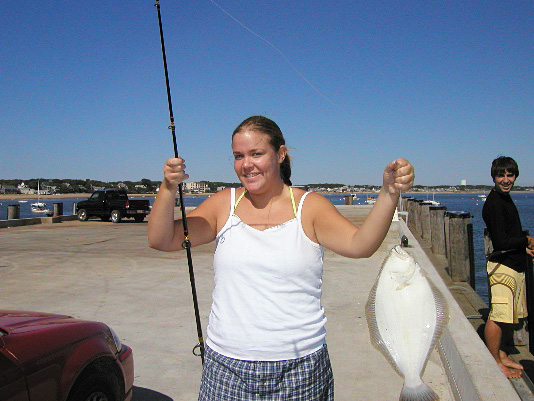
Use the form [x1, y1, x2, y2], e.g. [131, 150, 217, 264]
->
[154, 0, 204, 364]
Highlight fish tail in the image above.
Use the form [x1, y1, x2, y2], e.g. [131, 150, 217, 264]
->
[400, 382, 440, 401]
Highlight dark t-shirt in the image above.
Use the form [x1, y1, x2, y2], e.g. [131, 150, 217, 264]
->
[482, 189, 528, 272]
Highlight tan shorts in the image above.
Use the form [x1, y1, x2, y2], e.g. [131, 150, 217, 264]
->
[487, 261, 528, 324]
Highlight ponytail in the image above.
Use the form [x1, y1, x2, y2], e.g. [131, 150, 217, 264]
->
[280, 155, 292, 186]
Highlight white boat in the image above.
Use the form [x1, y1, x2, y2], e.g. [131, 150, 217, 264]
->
[428, 193, 440, 206]
[424, 189, 440, 206]
[478, 189, 487, 201]
[31, 181, 50, 214]
[366, 196, 376, 205]
[31, 203, 50, 213]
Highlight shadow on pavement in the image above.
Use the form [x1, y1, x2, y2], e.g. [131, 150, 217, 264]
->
[132, 386, 174, 401]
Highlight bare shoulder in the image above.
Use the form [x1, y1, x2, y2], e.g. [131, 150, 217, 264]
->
[300, 191, 347, 244]
[301, 191, 340, 213]
[188, 188, 231, 217]
[187, 188, 235, 235]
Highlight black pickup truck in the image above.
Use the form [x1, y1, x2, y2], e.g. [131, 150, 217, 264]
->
[76, 189, 151, 223]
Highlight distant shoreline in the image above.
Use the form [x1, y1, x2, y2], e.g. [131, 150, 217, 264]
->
[0, 193, 204, 200]
[1, 189, 527, 201]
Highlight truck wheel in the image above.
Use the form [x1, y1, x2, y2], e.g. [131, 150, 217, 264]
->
[77, 209, 88, 221]
[110, 210, 122, 223]
[134, 215, 145, 223]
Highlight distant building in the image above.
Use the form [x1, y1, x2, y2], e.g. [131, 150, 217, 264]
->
[41, 185, 55, 194]
[0, 185, 20, 195]
[18, 182, 35, 195]
[186, 182, 209, 193]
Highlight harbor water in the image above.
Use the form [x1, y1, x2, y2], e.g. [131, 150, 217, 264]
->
[2, 192, 534, 304]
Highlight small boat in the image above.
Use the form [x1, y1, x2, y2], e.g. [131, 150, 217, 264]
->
[477, 187, 487, 201]
[31, 203, 51, 213]
[31, 181, 50, 214]
[428, 193, 440, 206]
[424, 189, 440, 206]
[366, 196, 376, 205]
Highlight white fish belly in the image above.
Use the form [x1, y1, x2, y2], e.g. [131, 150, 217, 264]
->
[373, 270, 437, 380]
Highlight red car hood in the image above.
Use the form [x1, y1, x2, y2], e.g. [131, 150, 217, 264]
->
[0, 310, 74, 331]
[0, 310, 110, 364]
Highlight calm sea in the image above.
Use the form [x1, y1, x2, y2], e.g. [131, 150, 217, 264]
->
[3, 192, 534, 303]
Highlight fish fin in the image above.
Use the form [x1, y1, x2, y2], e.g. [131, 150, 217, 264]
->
[416, 265, 451, 376]
[365, 279, 404, 378]
[400, 382, 440, 401]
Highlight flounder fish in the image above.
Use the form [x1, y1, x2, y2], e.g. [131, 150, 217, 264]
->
[365, 245, 449, 401]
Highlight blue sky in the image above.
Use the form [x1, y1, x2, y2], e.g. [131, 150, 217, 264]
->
[1, 0, 532, 186]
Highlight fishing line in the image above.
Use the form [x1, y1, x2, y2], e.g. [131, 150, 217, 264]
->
[209, 0, 358, 126]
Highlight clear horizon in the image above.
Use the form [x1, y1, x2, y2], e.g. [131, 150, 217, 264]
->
[1, 1, 532, 186]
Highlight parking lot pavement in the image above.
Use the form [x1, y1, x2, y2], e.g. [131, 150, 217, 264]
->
[0, 210, 453, 400]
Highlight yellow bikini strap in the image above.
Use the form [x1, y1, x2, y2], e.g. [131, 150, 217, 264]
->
[234, 187, 297, 217]
[234, 189, 247, 212]
[290, 187, 297, 218]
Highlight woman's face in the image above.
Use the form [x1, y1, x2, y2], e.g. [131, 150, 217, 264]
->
[232, 130, 286, 193]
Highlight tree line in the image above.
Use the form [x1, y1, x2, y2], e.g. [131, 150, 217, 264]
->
[1, 179, 532, 194]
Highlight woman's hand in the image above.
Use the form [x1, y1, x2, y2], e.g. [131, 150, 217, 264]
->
[383, 158, 414, 194]
[527, 236, 534, 259]
[163, 157, 189, 191]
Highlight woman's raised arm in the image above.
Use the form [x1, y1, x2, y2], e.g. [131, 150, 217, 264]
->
[309, 158, 414, 258]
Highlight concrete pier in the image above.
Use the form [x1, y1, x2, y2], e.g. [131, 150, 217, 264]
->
[0, 206, 523, 400]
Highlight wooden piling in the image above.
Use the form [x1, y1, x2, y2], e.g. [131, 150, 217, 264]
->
[406, 199, 417, 232]
[430, 206, 447, 255]
[414, 199, 424, 237]
[53, 202, 63, 216]
[420, 201, 432, 240]
[344, 195, 353, 205]
[447, 211, 473, 283]
[7, 204, 20, 220]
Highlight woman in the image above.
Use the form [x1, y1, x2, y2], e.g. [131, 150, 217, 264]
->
[148, 116, 414, 400]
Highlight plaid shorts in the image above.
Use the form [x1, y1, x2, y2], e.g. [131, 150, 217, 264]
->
[198, 344, 334, 400]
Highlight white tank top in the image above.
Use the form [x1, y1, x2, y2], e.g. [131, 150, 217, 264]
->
[206, 188, 326, 361]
